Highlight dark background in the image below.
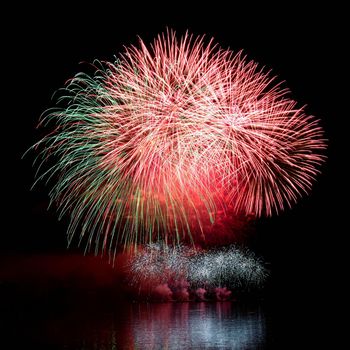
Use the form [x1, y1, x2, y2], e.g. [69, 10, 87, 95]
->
[3, 2, 345, 347]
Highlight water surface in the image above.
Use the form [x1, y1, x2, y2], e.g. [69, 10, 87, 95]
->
[3, 300, 269, 349]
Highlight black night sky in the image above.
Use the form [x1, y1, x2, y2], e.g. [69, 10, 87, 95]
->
[3, 3, 344, 349]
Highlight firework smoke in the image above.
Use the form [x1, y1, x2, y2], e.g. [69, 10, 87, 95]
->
[195, 288, 207, 301]
[215, 287, 232, 301]
[30, 30, 326, 251]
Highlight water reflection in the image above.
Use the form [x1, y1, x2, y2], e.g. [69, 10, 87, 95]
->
[7, 301, 267, 349]
[131, 302, 266, 349]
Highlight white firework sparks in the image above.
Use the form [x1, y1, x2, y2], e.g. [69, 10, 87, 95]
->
[129, 243, 268, 291]
[188, 246, 268, 289]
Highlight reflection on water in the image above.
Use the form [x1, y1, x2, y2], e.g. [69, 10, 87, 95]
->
[131, 302, 266, 349]
[5, 301, 267, 349]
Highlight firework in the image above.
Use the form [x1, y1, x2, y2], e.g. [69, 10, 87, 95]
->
[187, 246, 268, 289]
[29, 30, 326, 251]
[129, 243, 268, 292]
[129, 243, 193, 286]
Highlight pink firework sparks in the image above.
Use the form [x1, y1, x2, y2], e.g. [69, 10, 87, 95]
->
[33, 30, 326, 249]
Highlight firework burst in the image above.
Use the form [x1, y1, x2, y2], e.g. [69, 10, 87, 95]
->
[128, 243, 193, 287]
[30, 30, 326, 251]
[188, 246, 268, 289]
[129, 243, 268, 293]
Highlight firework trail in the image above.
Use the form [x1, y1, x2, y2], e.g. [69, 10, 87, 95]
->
[29, 30, 326, 251]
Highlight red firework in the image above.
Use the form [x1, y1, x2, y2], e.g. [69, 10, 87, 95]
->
[33, 30, 326, 248]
